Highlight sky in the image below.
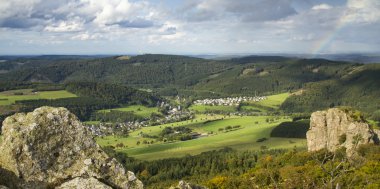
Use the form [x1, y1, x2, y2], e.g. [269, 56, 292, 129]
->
[0, 0, 379, 55]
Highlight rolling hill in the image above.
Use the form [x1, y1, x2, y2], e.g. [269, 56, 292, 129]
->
[0, 54, 379, 116]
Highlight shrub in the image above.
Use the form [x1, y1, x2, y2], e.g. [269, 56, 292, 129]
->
[256, 138, 267, 142]
[371, 110, 380, 121]
[225, 126, 232, 130]
[339, 134, 347, 144]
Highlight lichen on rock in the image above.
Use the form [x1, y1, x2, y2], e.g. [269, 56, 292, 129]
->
[0, 106, 143, 189]
[306, 108, 378, 156]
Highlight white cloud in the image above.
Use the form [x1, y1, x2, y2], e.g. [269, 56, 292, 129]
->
[0, 0, 41, 19]
[71, 32, 102, 40]
[0, 0, 379, 54]
[311, 4, 332, 10]
[343, 0, 380, 23]
[44, 19, 84, 32]
[179, 0, 297, 22]
[148, 31, 186, 44]
[77, 0, 155, 27]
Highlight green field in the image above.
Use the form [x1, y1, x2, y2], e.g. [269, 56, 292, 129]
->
[256, 93, 290, 109]
[240, 105, 268, 112]
[97, 105, 160, 118]
[96, 115, 306, 161]
[189, 104, 237, 113]
[0, 89, 77, 105]
[241, 93, 290, 112]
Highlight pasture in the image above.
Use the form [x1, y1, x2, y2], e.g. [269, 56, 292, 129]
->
[189, 104, 237, 113]
[240, 93, 290, 112]
[254, 93, 290, 109]
[0, 89, 77, 105]
[96, 115, 306, 161]
[97, 105, 160, 118]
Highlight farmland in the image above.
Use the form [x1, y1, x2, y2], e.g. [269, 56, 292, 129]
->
[0, 89, 77, 106]
[189, 104, 237, 113]
[96, 115, 306, 161]
[240, 93, 290, 113]
[97, 105, 160, 118]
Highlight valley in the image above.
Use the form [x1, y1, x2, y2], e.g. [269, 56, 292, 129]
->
[1, 1, 379, 188]
[97, 115, 306, 161]
[0, 54, 379, 188]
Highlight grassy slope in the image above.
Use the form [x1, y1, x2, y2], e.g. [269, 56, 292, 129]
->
[96, 115, 306, 161]
[256, 93, 290, 109]
[189, 105, 237, 113]
[0, 89, 77, 105]
[96, 92, 297, 161]
[241, 93, 290, 112]
[97, 105, 159, 118]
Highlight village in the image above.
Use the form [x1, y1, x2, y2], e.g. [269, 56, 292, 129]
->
[85, 103, 194, 137]
[193, 96, 267, 106]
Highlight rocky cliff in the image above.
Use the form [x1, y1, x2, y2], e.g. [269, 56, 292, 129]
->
[0, 106, 143, 189]
[307, 108, 379, 156]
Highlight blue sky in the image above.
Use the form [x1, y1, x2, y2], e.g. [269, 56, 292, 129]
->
[0, 0, 379, 55]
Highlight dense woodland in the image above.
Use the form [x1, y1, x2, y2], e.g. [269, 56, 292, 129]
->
[65, 82, 161, 106]
[281, 64, 380, 117]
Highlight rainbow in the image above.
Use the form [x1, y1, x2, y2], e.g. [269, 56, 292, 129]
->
[310, 13, 349, 58]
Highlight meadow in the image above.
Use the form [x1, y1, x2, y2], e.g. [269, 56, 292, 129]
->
[0, 89, 77, 105]
[96, 115, 306, 161]
[188, 104, 237, 113]
[240, 93, 290, 112]
[95, 92, 303, 161]
[97, 105, 160, 118]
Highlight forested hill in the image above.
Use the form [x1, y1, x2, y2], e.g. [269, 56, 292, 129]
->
[0, 54, 355, 92]
[0, 54, 229, 86]
[0, 54, 379, 115]
[65, 82, 161, 106]
[281, 64, 380, 116]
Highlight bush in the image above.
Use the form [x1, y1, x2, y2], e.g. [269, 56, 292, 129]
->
[339, 134, 347, 144]
[371, 110, 380, 122]
[256, 138, 267, 142]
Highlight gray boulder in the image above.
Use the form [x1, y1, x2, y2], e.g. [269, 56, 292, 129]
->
[56, 177, 112, 189]
[0, 106, 143, 189]
[307, 108, 378, 156]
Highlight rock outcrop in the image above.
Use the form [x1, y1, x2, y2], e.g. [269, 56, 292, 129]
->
[56, 177, 112, 189]
[0, 106, 143, 189]
[169, 180, 207, 189]
[307, 108, 378, 156]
